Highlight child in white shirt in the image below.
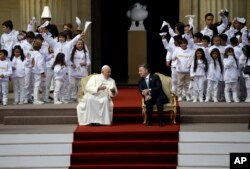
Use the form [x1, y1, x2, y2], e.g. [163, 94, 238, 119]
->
[69, 39, 91, 101]
[190, 48, 208, 102]
[32, 41, 45, 104]
[172, 38, 194, 101]
[10, 46, 26, 104]
[0, 49, 12, 106]
[52, 53, 67, 104]
[205, 48, 224, 102]
[223, 47, 240, 102]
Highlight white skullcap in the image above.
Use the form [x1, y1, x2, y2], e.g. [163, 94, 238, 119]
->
[236, 17, 246, 24]
[101, 65, 110, 71]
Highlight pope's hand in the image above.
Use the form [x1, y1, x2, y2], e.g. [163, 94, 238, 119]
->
[98, 84, 106, 91]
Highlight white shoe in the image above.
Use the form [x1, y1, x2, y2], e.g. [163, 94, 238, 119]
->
[13, 101, 18, 105]
[24, 100, 28, 104]
[178, 97, 182, 102]
[62, 100, 69, 104]
[199, 98, 204, 102]
[233, 98, 240, 103]
[213, 98, 218, 103]
[3, 103, 7, 106]
[186, 96, 191, 102]
[18, 102, 24, 105]
[54, 101, 62, 104]
[33, 101, 44, 104]
[44, 99, 51, 103]
[193, 98, 197, 103]
[245, 98, 250, 103]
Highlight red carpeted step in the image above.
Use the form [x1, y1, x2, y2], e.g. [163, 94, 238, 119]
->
[69, 164, 176, 169]
[73, 130, 179, 141]
[69, 88, 180, 169]
[72, 140, 178, 152]
[70, 152, 177, 165]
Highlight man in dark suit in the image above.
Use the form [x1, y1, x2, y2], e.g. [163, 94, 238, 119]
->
[138, 64, 169, 126]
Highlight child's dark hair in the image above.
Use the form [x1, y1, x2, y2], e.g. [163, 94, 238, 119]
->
[35, 34, 44, 41]
[224, 47, 239, 69]
[26, 31, 35, 40]
[58, 32, 67, 42]
[201, 35, 211, 44]
[193, 32, 203, 41]
[52, 53, 66, 70]
[193, 48, 208, 72]
[230, 37, 238, 46]
[210, 48, 223, 74]
[174, 22, 185, 35]
[70, 39, 87, 63]
[0, 49, 8, 57]
[242, 45, 250, 64]
[2, 20, 13, 30]
[10, 45, 25, 61]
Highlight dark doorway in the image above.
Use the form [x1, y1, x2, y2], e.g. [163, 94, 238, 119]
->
[91, 0, 179, 84]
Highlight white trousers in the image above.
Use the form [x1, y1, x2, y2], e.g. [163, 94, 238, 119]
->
[206, 80, 219, 100]
[33, 74, 42, 102]
[69, 77, 82, 100]
[192, 76, 205, 100]
[54, 79, 65, 102]
[13, 77, 25, 103]
[0, 80, 8, 104]
[24, 68, 33, 101]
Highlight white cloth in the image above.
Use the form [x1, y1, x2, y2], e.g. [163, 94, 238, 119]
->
[77, 74, 118, 125]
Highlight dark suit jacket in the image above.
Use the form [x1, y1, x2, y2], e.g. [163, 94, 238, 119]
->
[138, 74, 167, 100]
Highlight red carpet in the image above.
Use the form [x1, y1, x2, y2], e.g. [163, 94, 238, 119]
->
[69, 87, 180, 169]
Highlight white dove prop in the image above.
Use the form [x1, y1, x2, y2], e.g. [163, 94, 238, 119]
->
[185, 15, 195, 32]
[160, 21, 170, 30]
[76, 17, 81, 28]
[83, 21, 92, 33]
[39, 20, 49, 29]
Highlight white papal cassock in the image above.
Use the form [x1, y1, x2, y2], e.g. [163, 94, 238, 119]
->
[77, 74, 118, 125]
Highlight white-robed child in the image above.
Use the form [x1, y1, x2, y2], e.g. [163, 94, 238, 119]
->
[205, 48, 224, 102]
[10, 46, 26, 104]
[223, 47, 240, 103]
[190, 48, 208, 102]
[52, 53, 68, 104]
[0, 49, 12, 106]
[69, 39, 91, 102]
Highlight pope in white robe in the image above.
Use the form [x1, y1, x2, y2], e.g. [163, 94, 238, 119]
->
[77, 65, 118, 125]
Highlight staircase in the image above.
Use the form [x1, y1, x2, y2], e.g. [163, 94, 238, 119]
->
[69, 125, 179, 169]
[0, 133, 73, 169]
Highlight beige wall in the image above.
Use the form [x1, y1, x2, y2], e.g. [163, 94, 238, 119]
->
[0, 0, 21, 31]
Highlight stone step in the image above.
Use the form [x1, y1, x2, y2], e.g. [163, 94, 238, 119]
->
[181, 114, 250, 123]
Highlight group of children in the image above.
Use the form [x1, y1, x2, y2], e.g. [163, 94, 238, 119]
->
[161, 10, 250, 103]
[0, 20, 91, 106]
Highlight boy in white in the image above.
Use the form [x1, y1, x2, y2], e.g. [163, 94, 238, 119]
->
[223, 47, 240, 103]
[172, 38, 194, 101]
[0, 50, 12, 106]
[1, 20, 18, 59]
[190, 48, 208, 102]
[161, 34, 182, 95]
[10, 46, 26, 104]
[32, 41, 46, 104]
